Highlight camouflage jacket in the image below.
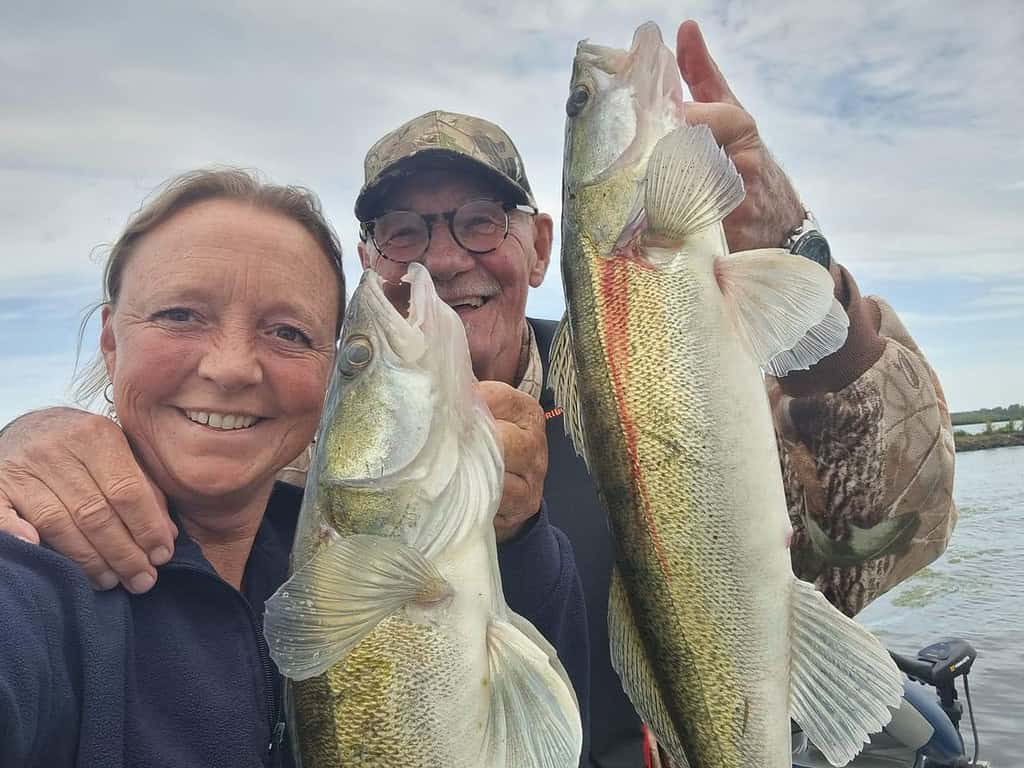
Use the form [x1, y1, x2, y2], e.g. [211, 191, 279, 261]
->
[768, 264, 957, 617]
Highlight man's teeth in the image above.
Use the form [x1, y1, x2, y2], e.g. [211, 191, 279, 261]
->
[448, 297, 485, 309]
[185, 411, 258, 430]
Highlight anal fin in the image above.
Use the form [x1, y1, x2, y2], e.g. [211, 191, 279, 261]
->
[608, 567, 691, 768]
[263, 534, 450, 681]
[789, 578, 903, 766]
[484, 618, 582, 768]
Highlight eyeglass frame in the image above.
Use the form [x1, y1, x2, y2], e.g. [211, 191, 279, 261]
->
[358, 199, 539, 264]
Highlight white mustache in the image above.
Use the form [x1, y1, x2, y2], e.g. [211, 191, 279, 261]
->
[434, 279, 500, 303]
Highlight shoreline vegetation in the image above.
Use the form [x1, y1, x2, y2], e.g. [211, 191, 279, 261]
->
[950, 404, 1022, 426]
[950, 404, 1023, 452]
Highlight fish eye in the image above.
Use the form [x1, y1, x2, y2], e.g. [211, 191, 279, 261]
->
[566, 84, 591, 117]
[340, 335, 373, 375]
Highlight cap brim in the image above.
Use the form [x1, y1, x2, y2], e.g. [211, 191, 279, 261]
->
[354, 150, 532, 221]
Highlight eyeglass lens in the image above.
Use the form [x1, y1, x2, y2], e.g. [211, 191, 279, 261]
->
[372, 200, 508, 263]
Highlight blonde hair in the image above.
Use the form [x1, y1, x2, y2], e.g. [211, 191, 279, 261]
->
[73, 167, 346, 412]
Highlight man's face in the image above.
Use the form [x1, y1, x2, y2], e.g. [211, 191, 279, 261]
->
[358, 170, 552, 385]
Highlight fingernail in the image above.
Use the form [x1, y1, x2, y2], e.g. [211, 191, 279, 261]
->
[128, 572, 156, 593]
[95, 571, 119, 590]
[148, 546, 171, 565]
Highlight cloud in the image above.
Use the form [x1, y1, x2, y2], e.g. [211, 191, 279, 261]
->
[0, 0, 1019, 416]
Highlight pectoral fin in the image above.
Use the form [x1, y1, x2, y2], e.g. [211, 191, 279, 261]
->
[484, 618, 582, 768]
[806, 510, 920, 567]
[789, 578, 903, 766]
[643, 123, 746, 245]
[715, 248, 849, 375]
[263, 534, 450, 681]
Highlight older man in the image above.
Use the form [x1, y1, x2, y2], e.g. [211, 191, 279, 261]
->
[0, 20, 956, 768]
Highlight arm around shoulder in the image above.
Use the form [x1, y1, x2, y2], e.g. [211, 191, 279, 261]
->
[769, 264, 957, 616]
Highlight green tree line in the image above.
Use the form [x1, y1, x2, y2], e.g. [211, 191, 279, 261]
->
[949, 403, 1023, 426]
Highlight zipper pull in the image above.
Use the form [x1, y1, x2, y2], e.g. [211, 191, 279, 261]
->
[268, 720, 286, 755]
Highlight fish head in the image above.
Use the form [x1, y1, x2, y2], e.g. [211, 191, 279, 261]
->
[312, 263, 501, 540]
[563, 21, 685, 256]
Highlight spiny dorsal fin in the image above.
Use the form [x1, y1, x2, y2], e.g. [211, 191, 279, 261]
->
[547, 314, 590, 471]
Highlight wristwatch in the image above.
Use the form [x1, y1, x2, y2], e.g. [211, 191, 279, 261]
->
[783, 210, 831, 269]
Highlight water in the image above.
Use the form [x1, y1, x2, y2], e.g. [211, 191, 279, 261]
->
[859, 445, 1024, 765]
[956, 421, 1012, 435]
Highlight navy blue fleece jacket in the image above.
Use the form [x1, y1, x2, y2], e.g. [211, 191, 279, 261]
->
[0, 482, 589, 767]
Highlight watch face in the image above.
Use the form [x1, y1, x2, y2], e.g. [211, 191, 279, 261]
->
[793, 232, 832, 269]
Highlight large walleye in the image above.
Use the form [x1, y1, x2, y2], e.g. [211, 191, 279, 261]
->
[552, 22, 903, 768]
[264, 264, 582, 768]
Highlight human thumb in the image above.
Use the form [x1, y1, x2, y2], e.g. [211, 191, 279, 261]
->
[676, 20, 741, 107]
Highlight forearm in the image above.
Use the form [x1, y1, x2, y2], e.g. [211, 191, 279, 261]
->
[770, 265, 957, 616]
[497, 503, 587, 647]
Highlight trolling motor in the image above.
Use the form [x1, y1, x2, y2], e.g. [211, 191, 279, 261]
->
[889, 638, 984, 767]
[792, 637, 989, 768]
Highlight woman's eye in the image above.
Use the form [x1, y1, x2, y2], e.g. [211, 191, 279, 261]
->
[274, 326, 312, 345]
[154, 308, 195, 323]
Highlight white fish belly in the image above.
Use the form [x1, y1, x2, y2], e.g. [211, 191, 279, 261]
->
[699, 275, 796, 765]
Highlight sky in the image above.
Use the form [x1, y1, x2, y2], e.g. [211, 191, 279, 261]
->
[1, 0, 1022, 426]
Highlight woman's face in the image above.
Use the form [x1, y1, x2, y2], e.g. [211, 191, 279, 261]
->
[101, 198, 340, 507]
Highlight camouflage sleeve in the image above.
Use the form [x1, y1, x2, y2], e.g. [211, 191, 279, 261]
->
[767, 264, 958, 617]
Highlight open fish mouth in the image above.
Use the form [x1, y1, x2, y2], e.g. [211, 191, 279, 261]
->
[357, 262, 455, 358]
[356, 267, 428, 358]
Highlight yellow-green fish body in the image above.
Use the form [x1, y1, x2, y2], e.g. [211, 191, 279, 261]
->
[553, 22, 903, 768]
[265, 264, 582, 767]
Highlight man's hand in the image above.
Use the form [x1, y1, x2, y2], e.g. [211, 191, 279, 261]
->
[0, 407, 176, 593]
[476, 382, 547, 544]
[676, 20, 805, 253]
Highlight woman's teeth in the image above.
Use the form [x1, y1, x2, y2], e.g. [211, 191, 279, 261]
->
[185, 410, 258, 430]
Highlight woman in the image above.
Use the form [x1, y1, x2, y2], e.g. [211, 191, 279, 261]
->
[0, 169, 343, 768]
[0, 169, 587, 768]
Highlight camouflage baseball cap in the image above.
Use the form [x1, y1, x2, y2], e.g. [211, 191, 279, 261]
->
[354, 110, 537, 221]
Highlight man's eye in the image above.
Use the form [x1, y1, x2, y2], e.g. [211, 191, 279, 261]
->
[274, 326, 312, 345]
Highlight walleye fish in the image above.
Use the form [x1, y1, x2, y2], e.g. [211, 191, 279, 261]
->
[551, 22, 903, 768]
[264, 263, 582, 768]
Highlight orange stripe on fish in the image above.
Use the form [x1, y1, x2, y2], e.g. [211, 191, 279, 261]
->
[598, 257, 672, 579]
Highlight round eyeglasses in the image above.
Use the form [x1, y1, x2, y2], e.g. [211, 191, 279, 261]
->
[360, 199, 538, 264]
